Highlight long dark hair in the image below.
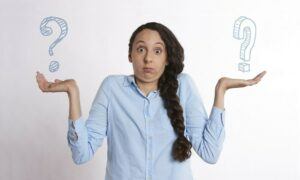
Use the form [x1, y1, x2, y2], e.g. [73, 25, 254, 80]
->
[128, 22, 192, 162]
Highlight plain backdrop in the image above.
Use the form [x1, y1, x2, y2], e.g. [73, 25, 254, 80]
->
[0, 0, 299, 179]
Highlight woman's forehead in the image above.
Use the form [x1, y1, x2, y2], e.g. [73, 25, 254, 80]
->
[134, 29, 164, 43]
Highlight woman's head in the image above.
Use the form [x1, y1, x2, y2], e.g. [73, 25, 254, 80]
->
[128, 22, 192, 162]
[128, 22, 184, 83]
[128, 28, 167, 85]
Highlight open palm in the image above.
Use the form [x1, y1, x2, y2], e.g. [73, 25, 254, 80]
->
[36, 71, 75, 93]
[219, 71, 267, 91]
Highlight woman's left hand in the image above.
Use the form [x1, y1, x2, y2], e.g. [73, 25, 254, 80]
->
[217, 70, 267, 92]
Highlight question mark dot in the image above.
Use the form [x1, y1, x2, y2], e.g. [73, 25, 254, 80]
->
[49, 60, 60, 72]
[238, 63, 250, 72]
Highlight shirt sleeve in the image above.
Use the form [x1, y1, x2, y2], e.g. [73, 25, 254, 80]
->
[182, 74, 225, 164]
[66, 76, 110, 165]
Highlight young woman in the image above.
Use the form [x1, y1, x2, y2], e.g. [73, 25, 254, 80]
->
[36, 22, 266, 180]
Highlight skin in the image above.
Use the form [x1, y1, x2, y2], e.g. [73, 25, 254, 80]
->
[35, 28, 267, 120]
[213, 70, 266, 110]
[128, 29, 168, 96]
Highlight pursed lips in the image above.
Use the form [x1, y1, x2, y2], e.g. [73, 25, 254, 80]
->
[143, 67, 155, 73]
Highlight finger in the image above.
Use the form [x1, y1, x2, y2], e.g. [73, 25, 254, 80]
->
[38, 81, 48, 91]
[254, 71, 267, 80]
[54, 79, 63, 83]
[246, 79, 258, 86]
[248, 75, 264, 86]
[36, 75, 45, 85]
[36, 72, 45, 80]
[37, 77, 52, 92]
[260, 70, 267, 76]
[260, 71, 267, 79]
[43, 82, 56, 92]
[37, 73, 49, 84]
[248, 71, 266, 82]
[37, 82, 44, 90]
[253, 75, 264, 82]
[47, 82, 53, 88]
[252, 73, 262, 80]
[36, 73, 45, 87]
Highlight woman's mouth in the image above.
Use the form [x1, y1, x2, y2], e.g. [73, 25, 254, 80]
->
[143, 68, 154, 73]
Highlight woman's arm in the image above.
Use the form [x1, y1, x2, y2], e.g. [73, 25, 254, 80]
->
[213, 81, 225, 110]
[67, 83, 82, 121]
[185, 71, 266, 164]
[36, 71, 81, 120]
[36, 71, 109, 165]
[36, 71, 82, 121]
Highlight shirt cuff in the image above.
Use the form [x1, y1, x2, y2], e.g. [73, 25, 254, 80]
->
[67, 116, 85, 143]
[210, 106, 225, 127]
[68, 116, 85, 129]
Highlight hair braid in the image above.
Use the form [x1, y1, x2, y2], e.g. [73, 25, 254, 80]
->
[158, 65, 192, 162]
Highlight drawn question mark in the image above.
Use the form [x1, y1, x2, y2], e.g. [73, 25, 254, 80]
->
[233, 16, 256, 72]
[40, 16, 68, 72]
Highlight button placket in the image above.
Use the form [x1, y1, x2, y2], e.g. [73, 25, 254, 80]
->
[144, 98, 153, 179]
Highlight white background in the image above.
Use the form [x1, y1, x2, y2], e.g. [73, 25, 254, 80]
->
[0, 0, 299, 179]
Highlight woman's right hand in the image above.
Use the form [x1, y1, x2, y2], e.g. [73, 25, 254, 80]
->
[36, 71, 77, 93]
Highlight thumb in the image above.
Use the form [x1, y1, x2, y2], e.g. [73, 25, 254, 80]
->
[54, 79, 63, 83]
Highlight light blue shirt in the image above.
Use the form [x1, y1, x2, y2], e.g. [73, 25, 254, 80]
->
[67, 72, 225, 180]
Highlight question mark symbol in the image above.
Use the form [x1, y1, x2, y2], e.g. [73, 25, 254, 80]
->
[40, 16, 68, 72]
[233, 16, 256, 72]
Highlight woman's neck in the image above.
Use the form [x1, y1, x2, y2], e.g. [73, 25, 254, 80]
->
[134, 76, 158, 96]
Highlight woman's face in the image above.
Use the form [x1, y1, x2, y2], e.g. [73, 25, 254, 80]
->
[129, 29, 168, 85]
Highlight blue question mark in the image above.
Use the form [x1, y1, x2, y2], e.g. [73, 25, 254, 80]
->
[233, 16, 256, 72]
[40, 16, 68, 72]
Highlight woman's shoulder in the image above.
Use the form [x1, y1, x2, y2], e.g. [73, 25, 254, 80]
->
[177, 72, 193, 85]
[99, 74, 129, 89]
[102, 74, 126, 81]
[177, 72, 189, 79]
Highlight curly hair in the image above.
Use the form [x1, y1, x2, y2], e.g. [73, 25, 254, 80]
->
[128, 22, 192, 162]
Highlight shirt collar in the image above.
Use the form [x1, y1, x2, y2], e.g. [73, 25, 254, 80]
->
[123, 74, 136, 87]
[123, 74, 159, 94]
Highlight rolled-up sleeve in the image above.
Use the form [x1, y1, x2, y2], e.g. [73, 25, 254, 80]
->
[67, 76, 110, 165]
[182, 74, 225, 164]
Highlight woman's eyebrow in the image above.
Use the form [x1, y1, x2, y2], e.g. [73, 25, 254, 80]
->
[135, 40, 165, 47]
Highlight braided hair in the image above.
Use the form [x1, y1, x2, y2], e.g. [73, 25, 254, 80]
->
[128, 22, 192, 162]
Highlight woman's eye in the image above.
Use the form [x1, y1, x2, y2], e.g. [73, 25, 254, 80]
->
[137, 47, 144, 52]
[136, 47, 162, 54]
[155, 49, 162, 54]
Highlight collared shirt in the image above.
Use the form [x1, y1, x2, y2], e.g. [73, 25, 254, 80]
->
[67, 72, 225, 180]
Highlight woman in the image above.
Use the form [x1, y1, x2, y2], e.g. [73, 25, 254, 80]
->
[36, 22, 266, 180]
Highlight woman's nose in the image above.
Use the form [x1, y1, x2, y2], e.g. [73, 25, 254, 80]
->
[144, 52, 153, 63]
